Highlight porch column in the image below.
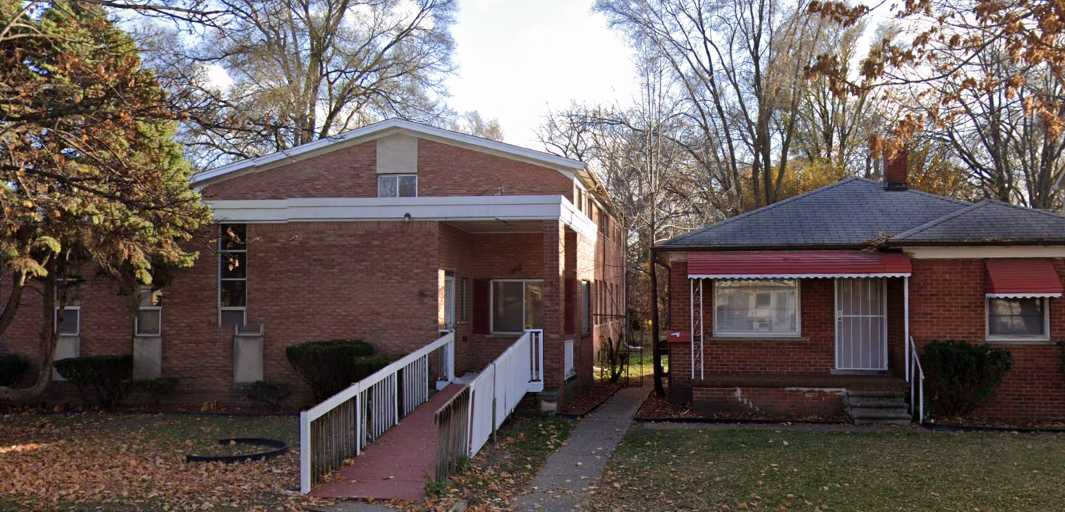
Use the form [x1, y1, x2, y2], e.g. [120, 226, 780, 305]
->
[904, 276, 910, 382]
[542, 220, 566, 392]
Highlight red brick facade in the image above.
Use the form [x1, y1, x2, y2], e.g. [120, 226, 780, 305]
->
[0, 134, 626, 407]
[665, 254, 1065, 423]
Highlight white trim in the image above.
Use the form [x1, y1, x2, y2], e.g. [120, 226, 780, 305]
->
[191, 119, 585, 187]
[489, 279, 544, 335]
[903, 245, 1065, 259]
[985, 296, 1051, 342]
[986, 292, 1063, 298]
[690, 273, 910, 280]
[207, 194, 599, 242]
[711, 279, 802, 338]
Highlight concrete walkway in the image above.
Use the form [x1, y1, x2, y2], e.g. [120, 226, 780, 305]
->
[514, 385, 650, 511]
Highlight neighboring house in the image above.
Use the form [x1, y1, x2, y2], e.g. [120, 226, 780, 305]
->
[658, 157, 1065, 424]
[1, 119, 626, 405]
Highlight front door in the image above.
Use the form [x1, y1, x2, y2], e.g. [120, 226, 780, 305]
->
[835, 279, 887, 371]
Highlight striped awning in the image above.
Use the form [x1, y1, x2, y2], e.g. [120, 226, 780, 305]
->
[985, 259, 1063, 298]
[687, 250, 912, 279]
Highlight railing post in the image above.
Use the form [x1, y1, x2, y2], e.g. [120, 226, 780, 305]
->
[355, 390, 362, 455]
[447, 332, 455, 382]
[300, 410, 311, 494]
[919, 376, 925, 423]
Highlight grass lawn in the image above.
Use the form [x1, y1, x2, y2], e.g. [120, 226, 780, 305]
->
[589, 426, 1065, 511]
[415, 409, 573, 511]
[0, 411, 321, 511]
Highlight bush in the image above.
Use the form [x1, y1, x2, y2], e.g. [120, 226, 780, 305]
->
[134, 377, 180, 404]
[54, 355, 133, 408]
[285, 340, 376, 400]
[923, 341, 1013, 417]
[353, 354, 393, 379]
[0, 353, 29, 387]
[245, 380, 292, 408]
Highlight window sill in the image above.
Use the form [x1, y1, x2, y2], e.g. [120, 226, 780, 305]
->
[710, 335, 807, 342]
[985, 338, 1054, 346]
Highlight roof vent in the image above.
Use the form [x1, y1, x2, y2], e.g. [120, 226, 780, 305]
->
[884, 150, 909, 191]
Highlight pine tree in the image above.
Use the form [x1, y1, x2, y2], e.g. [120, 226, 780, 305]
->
[0, 1, 212, 400]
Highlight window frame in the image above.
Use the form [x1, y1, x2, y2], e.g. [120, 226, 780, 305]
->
[580, 280, 592, 336]
[54, 278, 80, 336]
[985, 296, 1051, 342]
[134, 287, 163, 337]
[377, 174, 418, 198]
[489, 279, 544, 335]
[459, 277, 470, 323]
[218, 223, 247, 329]
[712, 279, 802, 338]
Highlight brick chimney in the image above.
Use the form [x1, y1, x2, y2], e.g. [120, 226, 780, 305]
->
[884, 149, 909, 191]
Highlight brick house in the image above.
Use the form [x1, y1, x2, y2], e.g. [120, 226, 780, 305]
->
[658, 157, 1065, 424]
[1, 119, 626, 406]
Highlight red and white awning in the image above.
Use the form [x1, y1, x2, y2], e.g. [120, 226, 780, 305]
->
[687, 250, 912, 279]
[985, 259, 1064, 298]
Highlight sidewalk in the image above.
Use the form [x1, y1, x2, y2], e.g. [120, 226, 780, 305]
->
[514, 385, 650, 511]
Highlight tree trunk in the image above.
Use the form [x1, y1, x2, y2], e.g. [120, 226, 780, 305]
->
[0, 271, 58, 402]
[649, 245, 665, 396]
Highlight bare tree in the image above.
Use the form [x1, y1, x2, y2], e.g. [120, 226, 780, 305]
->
[139, 0, 456, 168]
[451, 110, 504, 140]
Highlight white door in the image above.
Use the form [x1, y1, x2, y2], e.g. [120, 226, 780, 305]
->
[835, 279, 887, 371]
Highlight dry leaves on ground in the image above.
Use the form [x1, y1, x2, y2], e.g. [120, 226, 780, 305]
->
[0, 412, 332, 511]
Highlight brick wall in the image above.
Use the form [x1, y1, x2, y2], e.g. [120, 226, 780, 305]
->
[909, 258, 1065, 422]
[692, 386, 846, 420]
[202, 138, 572, 201]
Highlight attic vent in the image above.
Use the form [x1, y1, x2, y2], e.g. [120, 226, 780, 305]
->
[376, 133, 418, 174]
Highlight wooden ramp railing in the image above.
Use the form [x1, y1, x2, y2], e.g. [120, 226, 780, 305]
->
[434, 329, 543, 483]
[299, 331, 455, 494]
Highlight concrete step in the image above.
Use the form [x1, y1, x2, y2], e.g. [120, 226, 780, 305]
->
[844, 397, 908, 409]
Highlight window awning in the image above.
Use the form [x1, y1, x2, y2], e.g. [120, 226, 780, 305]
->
[687, 250, 912, 279]
[985, 259, 1064, 298]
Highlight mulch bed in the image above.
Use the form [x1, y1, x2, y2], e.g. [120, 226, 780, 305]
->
[558, 382, 622, 416]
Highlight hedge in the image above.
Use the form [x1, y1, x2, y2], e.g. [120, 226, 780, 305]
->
[54, 355, 133, 408]
[923, 341, 1013, 417]
[285, 339, 378, 401]
[0, 353, 29, 387]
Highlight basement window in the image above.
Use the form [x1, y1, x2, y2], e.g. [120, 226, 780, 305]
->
[378, 174, 417, 198]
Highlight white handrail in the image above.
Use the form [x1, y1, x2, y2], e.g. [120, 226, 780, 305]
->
[907, 335, 925, 423]
[466, 329, 544, 457]
[300, 331, 455, 494]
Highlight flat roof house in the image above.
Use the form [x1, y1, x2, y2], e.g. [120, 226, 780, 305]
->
[1, 119, 626, 407]
[657, 157, 1065, 424]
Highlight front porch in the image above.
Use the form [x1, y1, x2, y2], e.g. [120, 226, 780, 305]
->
[667, 249, 921, 423]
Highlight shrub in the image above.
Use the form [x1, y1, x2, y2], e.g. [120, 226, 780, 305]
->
[922, 341, 1013, 417]
[134, 377, 180, 405]
[245, 380, 292, 408]
[285, 340, 376, 400]
[0, 353, 29, 387]
[353, 354, 393, 379]
[54, 355, 133, 408]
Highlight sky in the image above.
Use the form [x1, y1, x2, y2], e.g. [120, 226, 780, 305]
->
[445, 0, 638, 148]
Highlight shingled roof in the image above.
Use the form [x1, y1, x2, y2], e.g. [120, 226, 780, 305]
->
[891, 199, 1065, 245]
[659, 177, 1065, 249]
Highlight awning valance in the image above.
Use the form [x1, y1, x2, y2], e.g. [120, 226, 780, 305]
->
[687, 250, 912, 279]
[985, 259, 1063, 298]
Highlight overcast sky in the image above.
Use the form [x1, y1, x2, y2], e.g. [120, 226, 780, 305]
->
[445, 0, 637, 148]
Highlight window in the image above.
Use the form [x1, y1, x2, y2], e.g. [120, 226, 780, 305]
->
[135, 287, 162, 336]
[219, 224, 247, 330]
[54, 279, 80, 336]
[581, 280, 592, 335]
[713, 280, 800, 337]
[491, 280, 543, 334]
[444, 272, 455, 330]
[378, 174, 417, 197]
[987, 297, 1049, 340]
